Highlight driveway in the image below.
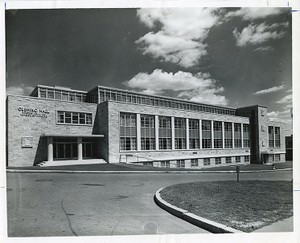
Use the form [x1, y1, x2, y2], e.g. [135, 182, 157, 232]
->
[6, 170, 292, 237]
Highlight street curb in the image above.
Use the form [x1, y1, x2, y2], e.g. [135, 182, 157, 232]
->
[6, 168, 292, 174]
[154, 187, 243, 234]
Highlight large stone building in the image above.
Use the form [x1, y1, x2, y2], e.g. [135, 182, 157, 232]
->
[6, 85, 286, 168]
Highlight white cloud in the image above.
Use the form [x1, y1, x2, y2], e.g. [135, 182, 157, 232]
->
[253, 46, 274, 52]
[253, 85, 285, 95]
[125, 69, 214, 91]
[226, 8, 286, 20]
[136, 32, 207, 68]
[140, 89, 164, 95]
[276, 94, 292, 104]
[286, 88, 292, 93]
[136, 8, 220, 68]
[267, 109, 292, 122]
[233, 22, 287, 46]
[178, 88, 228, 106]
[6, 85, 34, 95]
[124, 69, 227, 105]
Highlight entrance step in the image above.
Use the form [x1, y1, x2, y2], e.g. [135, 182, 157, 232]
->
[38, 159, 107, 167]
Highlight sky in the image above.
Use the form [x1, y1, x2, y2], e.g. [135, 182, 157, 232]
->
[5, 8, 293, 134]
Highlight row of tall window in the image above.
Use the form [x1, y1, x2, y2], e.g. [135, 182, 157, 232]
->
[119, 112, 250, 151]
[39, 88, 87, 102]
[268, 126, 281, 148]
[57, 111, 92, 125]
[98, 88, 235, 115]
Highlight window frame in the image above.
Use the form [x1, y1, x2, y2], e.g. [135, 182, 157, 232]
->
[56, 111, 93, 126]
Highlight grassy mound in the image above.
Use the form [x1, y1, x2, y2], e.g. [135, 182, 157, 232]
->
[160, 180, 293, 232]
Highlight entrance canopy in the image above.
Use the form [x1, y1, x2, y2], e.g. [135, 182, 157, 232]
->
[42, 134, 104, 138]
[42, 134, 104, 162]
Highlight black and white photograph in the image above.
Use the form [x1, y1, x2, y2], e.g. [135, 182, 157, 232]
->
[2, 1, 298, 242]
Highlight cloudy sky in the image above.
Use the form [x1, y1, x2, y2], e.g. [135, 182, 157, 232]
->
[6, 8, 292, 134]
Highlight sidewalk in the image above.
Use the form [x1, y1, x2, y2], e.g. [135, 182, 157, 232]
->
[6, 161, 293, 173]
[254, 216, 293, 232]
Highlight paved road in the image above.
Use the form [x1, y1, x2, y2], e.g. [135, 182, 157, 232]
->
[6, 170, 292, 237]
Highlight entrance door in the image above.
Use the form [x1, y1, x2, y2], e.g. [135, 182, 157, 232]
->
[82, 138, 97, 159]
[83, 143, 91, 158]
[53, 138, 78, 160]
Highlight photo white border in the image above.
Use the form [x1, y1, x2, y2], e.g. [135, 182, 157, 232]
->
[1, 1, 299, 243]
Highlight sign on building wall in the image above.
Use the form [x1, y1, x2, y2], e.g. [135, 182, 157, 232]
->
[21, 136, 33, 148]
[18, 107, 49, 118]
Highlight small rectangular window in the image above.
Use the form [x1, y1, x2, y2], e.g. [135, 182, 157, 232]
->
[75, 94, 82, 102]
[215, 157, 221, 165]
[40, 89, 46, 98]
[235, 156, 241, 163]
[65, 112, 72, 123]
[161, 161, 170, 168]
[226, 157, 232, 164]
[80, 113, 85, 124]
[191, 159, 198, 167]
[72, 113, 79, 124]
[55, 91, 61, 100]
[86, 114, 92, 125]
[57, 111, 64, 123]
[203, 158, 210, 166]
[69, 93, 75, 101]
[62, 92, 68, 101]
[176, 160, 185, 168]
[48, 90, 54, 99]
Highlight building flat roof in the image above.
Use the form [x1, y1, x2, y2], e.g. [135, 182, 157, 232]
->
[96, 85, 236, 110]
[30, 85, 89, 96]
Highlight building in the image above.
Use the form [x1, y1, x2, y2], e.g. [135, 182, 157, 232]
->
[285, 135, 293, 161]
[6, 84, 286, 168]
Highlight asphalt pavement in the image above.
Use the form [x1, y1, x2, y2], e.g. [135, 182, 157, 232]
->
[6, 170, 292, 237]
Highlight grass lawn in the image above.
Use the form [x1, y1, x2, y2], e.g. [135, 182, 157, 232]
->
[160, 180, 293, 232]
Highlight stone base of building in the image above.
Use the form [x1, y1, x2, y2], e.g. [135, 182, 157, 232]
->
[131, 155, 251, 169]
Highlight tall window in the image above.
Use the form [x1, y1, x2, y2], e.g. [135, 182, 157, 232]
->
[243, 124, 250, 148]
[224, 122, 233, 148]
[159, 116, 172, 149]
[175, 118, 186, 149]
[120, 113, 137, 151]
[275, 127, 280, 148]
[234, 123, 242, 148]
[268, 126, 274, 148]
[189, 119, 200, 149]
[140, 115, 155, 150]
[202, 120, 212, 149]
[213, 121, 223, 148]
[57, 111, 92, 125]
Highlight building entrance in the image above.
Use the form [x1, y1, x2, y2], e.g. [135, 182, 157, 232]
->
[53, 138, 97, 160]
[53, 138, 77, 160]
